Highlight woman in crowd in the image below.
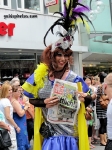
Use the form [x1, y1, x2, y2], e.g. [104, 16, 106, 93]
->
[20, 89, 34, 143]
[91, 76, 100, 143]
[96, 85, 108, 146]
[0, 82, 20, 150]
[11, 85, 30, 150]
[0, 110, 10, 131]
[93, 76, 101, 88]
[0, 110, 11, 150]
[83, 76, 96, 149]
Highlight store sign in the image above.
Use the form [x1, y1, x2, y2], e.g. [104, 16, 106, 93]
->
[45, 0, 58, 7]
[0, 22, 15, 36]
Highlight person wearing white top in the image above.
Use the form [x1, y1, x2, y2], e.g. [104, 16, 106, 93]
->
[103, 73, 112, 150]
[0, 82, 21, 150]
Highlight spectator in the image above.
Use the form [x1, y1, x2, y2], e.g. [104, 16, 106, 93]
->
[0, 110, 11, 150]
[0, 82, 20, 150]
[22, 95, 34, 142]
[0, 82, 2, 90]
[96, 85, 107, 146]
[103, 73, 112, 150]
[10, 77, 20, 87]
[11, 85, 30, 150]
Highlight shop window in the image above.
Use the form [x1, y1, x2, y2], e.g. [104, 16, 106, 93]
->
[17, 0, 43, 13]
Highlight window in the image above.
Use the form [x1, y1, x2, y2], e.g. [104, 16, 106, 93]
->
[3, 0, 8, 6]
[17, 0, 22, 8]
[24, 0, 40, 11]
[0, 0, 11, 8]
[17, 0, 43, 13]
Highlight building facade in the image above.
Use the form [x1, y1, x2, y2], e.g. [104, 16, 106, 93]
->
[0, 0, 89, 83]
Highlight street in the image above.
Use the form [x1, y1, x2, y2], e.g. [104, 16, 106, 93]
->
[94, 144, 105, 150]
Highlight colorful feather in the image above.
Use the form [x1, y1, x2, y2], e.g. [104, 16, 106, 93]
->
[44, 0, 94, 47]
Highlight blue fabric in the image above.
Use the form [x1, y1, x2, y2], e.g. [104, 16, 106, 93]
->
[23, 91, 34, 98]
[13, 106, 31, 150]
[26, 73, 34, 85]
[23, 73, 89, 98]
[42, 136, 78, 150]
[73, 76, 89, 93]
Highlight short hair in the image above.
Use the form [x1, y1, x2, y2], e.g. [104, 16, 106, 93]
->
[98, 72, 107, 83]
[10, 77, 20, 86]
[104, 73, 112, 86]
[0, 83, 11, 99]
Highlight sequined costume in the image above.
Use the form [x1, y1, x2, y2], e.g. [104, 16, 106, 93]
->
[22, 63, 90, 150]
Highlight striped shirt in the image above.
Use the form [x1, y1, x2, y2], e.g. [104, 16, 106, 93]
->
[96, 85, 107, 119]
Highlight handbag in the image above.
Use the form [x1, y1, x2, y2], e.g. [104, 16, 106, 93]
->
[85, 111, 92, 120]
[85, 107, 93, 120]
[0, 129, 12, 148]
[99, 94, 109, 109]
[39, 121, 55, 138]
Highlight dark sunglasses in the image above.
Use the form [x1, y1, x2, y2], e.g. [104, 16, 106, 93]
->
[56, 53, 69, 58]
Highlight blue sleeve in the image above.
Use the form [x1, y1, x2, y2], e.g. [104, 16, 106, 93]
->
[73, 75, 89, 93]
[23, 91, 34, 98]
[22, 73, 35, 98]
[25, 73, 34, 84]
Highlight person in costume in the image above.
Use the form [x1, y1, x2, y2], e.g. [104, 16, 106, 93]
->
[22, 0, 94, 150]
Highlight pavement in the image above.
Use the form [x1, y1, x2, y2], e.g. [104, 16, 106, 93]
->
[94, 144, 105, 150]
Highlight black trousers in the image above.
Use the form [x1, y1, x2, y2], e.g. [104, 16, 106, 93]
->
[27, 119, 34, 142]
[99, 118, 107, 134]
[105, 140, 112, 150]
[88, 125, 93, 137]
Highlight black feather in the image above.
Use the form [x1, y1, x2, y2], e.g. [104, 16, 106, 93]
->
[43, 0, 95, 47]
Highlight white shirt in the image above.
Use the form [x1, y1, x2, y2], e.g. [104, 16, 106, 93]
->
[0, 98, 14, 129]
[107, 99, 112, 139]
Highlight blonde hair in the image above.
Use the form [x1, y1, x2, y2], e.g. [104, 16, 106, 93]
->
[10, 77, 20, 86]
[0, 83, 11, 99]
[94, 76, 100, 82]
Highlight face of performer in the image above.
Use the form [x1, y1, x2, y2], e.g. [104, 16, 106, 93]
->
[55, 51, 69, 71]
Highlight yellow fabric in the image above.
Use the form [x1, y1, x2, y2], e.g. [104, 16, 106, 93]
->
[22, 63, 48, 98]
[77, 82, 90, 150]
[34, 108, 44, 150]
[78, 102, 90, 150]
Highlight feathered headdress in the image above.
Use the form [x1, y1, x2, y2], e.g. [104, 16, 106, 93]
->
[44, 0, 94, 51]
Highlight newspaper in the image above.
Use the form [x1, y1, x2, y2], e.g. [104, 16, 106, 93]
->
[47, 79, 80, 125]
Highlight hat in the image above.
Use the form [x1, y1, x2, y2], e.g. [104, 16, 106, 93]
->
[44, 0, 94, 51]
